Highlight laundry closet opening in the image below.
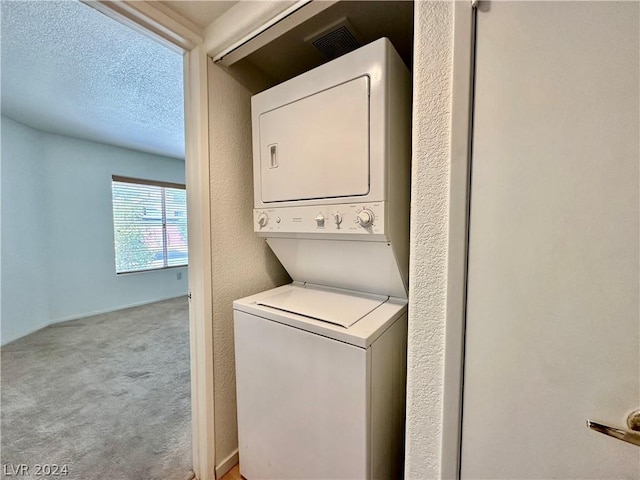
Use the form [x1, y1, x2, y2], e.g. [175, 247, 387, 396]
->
[207, 2, 414, 478]
[219, 1, 414, 92]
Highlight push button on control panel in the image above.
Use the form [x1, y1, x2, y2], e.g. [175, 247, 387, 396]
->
[315, 213, 325, 227]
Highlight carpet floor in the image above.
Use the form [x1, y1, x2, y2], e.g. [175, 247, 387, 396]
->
[1, 297, 192, 480]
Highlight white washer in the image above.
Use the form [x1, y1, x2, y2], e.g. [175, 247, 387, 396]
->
[234, 283, 407, 480]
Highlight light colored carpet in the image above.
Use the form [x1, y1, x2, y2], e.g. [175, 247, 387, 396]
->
[1, 297, 193, 480]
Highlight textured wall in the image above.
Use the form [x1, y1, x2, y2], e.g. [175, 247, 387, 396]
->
[0, 115, 188, 345]
[405, 2, 454, 478]
[207, 60, 290, 469]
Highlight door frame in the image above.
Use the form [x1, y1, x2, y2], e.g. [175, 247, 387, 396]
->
[441, 1, 477, 478]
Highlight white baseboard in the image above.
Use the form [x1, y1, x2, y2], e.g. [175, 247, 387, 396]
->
[50, 294, 187, 324]
[1, 294, 187, 346]
[215, 449, 239, 479]
[1, 319, 54, 346]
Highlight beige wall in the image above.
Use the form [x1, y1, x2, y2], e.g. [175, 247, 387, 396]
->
[405, 1, 454, 478]
[207, 59, 290, 470]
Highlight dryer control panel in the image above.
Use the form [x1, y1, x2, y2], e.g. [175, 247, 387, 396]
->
[254, 203, 386, 236]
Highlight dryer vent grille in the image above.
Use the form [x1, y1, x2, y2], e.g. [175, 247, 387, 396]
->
[307, 19, 362, 60]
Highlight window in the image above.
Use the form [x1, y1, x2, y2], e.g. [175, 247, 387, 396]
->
[112, 175, 188, 274]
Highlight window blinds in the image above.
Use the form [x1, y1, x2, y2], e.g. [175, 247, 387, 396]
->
[112, 176, 188, 274]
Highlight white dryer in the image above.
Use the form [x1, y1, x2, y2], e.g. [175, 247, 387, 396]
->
[250, 37, 412, 300]
[234, 38, 411, 479]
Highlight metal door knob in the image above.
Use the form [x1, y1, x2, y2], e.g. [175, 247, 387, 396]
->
[587, 409, 640, 447]
[626, 409, 640, 431]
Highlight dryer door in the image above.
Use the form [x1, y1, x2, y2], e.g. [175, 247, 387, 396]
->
[259, 76, 370, 203]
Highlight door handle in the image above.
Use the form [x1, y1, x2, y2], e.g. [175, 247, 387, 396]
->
[268, 144, 278, 168]
[587, 409, 640, 447]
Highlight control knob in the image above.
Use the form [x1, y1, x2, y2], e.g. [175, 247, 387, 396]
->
[257, 212, 268, 228]
[357, 209, 375, 228]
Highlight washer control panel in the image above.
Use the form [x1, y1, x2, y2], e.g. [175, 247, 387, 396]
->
[254, 203, 385, 235]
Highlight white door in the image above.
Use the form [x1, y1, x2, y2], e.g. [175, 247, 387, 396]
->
[461, 2, 639, 478]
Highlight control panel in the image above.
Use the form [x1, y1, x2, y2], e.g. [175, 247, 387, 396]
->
[254, 203, 386, 236]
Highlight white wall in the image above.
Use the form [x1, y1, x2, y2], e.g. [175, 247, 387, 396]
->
[1, 116, 50, 343]
[1, 115, 188, 344]
[405, 2, 454, 479]
[207, 60, 290, 474]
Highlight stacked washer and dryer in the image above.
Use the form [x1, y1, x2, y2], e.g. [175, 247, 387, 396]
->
[233, 38, 411, 480]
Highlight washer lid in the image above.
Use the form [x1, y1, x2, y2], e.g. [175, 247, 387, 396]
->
[256, 286, 386, 328]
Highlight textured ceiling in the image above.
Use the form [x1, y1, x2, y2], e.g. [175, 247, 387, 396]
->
[1, 0, 185, 159]
[160, 0, 238, 30]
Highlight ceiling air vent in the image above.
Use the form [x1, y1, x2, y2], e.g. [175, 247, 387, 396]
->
[306, 18, 362, 61]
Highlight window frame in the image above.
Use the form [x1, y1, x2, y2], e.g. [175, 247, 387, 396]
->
[111, 175, 188, 275]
